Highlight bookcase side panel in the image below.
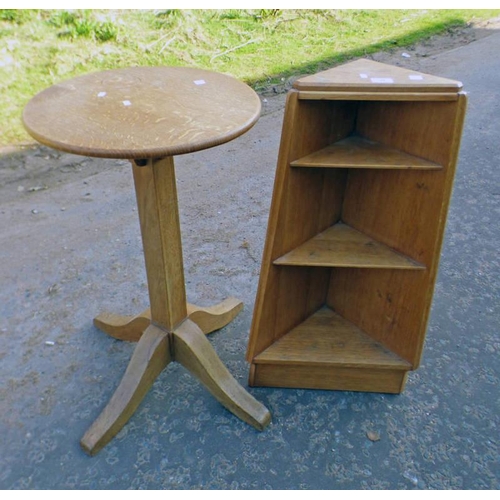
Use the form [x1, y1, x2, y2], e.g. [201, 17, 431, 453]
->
[246, 91, 301, 360]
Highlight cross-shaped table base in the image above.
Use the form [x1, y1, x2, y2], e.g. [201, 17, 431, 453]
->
[80, 159, 271, 456]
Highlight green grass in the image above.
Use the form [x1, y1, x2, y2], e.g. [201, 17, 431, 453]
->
[1, 9, 499, 147]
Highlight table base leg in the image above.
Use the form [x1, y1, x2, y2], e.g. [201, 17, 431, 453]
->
[93, 310, 151, 342]
[82, 299, 270, 456]
[173, 319, 271, 432]
[186, 297, 244, 335]
[80, 324, 171, 456]
[93, 297, 243, 341]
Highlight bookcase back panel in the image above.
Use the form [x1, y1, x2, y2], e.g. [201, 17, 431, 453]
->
[342, 168, 448, 266]
[250, 265, 331, 357]
[274, 169, 345, 257]
[288, 98, 356, 163]
[270, 96, 353, 258]
[275, 267, 331, 342]
[356, 100, 460, 167]
[327, 268, 431, 365]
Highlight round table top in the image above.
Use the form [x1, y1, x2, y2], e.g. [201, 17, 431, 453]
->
[23, 66, 261, 159]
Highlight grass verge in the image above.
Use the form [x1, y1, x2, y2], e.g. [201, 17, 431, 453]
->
[1, 9, 499, 147]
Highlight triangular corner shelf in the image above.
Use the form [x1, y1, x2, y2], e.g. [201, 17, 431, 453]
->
[273, 222, 425, 270]
[290, 135, 442, 170]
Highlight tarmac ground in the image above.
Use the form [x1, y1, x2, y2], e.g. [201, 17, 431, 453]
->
[1, 25, 499, 489]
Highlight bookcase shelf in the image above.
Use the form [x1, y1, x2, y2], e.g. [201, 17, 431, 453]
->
[254, 306, 411, 369]
[273, 222, 425, 269]
[290, 134, 442, 170]
[252, 306, 412, 393]
[246, 59, 467, 393]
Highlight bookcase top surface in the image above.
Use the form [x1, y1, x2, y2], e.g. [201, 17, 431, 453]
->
[293, 58, 463, 93]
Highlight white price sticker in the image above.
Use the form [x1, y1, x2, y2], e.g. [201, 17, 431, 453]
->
[371, 77, 394, 83]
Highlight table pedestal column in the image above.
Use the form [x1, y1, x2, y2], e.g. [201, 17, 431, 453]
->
[80, 157, 271, 456]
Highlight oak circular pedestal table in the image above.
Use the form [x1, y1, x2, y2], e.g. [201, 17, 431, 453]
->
[23, 66, 271, 456]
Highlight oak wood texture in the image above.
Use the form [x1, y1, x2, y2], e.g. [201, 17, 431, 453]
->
[82, 313, 271, 456]
[133, 157, 187, 331]
[290, 135, 442, 170]
[22, 66, 261, 159]
[185, 298, 244, 335]
[293, 58, 463, 93]
[273, 222, 425, 269]
[80, 157, 270, 455]
[80, 324, 171, 456]
[254, 306, 411, 369]
[93, 298, 244, 342]
[93, 310, 151, 342]
[173, 319, 271, 431]
[246, 59, 466, 393]
[22, 67, 270, 456]
[297, 91, 459, 102]
[250, 364, 408, 394]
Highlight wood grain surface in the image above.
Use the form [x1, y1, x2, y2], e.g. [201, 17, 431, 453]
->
[290, 134, 442, 170]
[253, 306, 411, 369]
[23, 66, 261, 159]
[247, 60, 466, 393]
[293, 58, 463, 93]
[273, 222, 426, 269]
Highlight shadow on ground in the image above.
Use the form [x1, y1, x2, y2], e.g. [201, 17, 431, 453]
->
[0, 24, 499, 490]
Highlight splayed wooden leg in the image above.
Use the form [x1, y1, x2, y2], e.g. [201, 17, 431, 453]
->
[93, 309, 151, 341]
[82, 159, 270, 456]
[93, 296, 243, 342]
[187, 297, 243, 335]
[172, 318, 271, 431]
[80, 324, 171, 456]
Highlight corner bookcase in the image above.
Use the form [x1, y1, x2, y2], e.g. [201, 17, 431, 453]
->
[246, 59, 467, 393]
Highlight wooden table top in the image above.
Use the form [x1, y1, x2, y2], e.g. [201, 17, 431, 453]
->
[293, 58, 462, 93]
[23, 66, 261, 159]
